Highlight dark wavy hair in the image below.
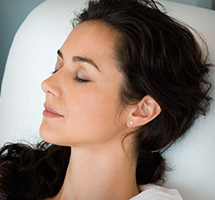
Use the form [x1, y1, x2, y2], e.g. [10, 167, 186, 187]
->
[0, 0, 212, 199]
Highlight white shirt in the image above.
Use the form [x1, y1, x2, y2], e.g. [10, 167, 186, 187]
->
[130, 184, 183, 200]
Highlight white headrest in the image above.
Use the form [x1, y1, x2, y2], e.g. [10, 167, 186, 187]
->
[0, 0, 214, 199]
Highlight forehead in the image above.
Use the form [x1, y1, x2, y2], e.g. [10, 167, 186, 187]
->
[60, 21, 118, 63]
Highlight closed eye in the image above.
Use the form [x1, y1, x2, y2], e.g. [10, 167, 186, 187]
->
[51, 70, 90, 83]
[74, 76, 90, 83]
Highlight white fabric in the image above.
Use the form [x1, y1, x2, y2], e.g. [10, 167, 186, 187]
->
[0, 0, 215, 200]
[130, 184, 183, 200]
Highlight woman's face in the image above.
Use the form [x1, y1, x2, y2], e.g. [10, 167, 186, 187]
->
[39, 21, 130, 147]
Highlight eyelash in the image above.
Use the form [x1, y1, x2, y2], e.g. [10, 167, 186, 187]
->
[51, 70, 89, 83]
[52, 70, 57, 74]
[74, 76, 90, 83]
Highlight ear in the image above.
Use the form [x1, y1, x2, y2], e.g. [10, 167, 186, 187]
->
[127, 95, 161, 128]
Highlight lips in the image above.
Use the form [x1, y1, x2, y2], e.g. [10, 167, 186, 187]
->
[43, 104, 63, 118]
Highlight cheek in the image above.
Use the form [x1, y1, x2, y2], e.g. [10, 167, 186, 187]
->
[63, 89, 122, 144]
[67, 91, 119, 128]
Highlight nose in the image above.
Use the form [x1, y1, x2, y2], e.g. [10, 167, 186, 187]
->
[41, 73, 61, 97]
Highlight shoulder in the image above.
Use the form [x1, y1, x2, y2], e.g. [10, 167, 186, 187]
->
[130, 184, 183, 200]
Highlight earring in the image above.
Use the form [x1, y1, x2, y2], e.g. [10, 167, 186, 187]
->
[129, 121, 133, 125]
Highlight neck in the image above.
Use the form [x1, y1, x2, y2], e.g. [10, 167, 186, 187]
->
[56, 141, 139, 200]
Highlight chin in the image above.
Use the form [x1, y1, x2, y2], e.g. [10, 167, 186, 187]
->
[39, 122, 58, 144]
[39, 123, 70, 146]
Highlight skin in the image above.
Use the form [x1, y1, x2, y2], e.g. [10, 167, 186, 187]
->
[40, 20, 161, 200]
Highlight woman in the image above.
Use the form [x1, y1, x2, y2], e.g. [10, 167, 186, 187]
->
[0, 0, 212, 199]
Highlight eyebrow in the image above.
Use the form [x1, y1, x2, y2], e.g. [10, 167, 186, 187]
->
[72, 56, 100, 71]
[57, 49, 100, 71]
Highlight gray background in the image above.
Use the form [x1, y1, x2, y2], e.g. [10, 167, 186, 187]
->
[0, 0, 214, 94]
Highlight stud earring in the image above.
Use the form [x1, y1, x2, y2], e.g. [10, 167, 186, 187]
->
[129, 121, 133, 125]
